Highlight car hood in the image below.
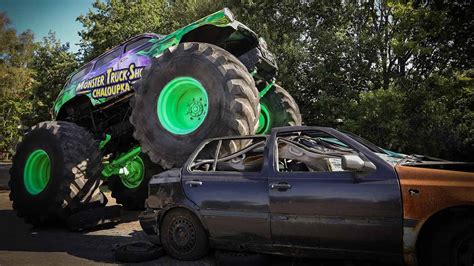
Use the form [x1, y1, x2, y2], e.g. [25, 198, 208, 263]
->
[400, 161, 474, 173]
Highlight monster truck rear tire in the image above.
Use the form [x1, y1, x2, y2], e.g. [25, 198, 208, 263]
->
[109, 153, 163, 210]
[257, 84, 302, 134]
[9, 121, 105, 225]
[130, 42, 259, 168]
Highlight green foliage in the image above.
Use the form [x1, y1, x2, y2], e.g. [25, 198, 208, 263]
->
[1, 1, 472, 161]
[0, 14, 77, 159]
[30, 32, 78, 125]
[0, 13, 35, 159]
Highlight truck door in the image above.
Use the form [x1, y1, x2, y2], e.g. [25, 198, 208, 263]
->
[267, 129, 402, 258]
[181, 137, 271, 250]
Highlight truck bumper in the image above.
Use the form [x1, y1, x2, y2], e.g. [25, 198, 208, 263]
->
[139, 208, 159, 236]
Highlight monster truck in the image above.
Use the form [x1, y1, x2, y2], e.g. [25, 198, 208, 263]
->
[140, 126, 474, 266]
[9, 9, 302, 225]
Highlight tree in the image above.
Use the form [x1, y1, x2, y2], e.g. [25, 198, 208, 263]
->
[0, 12, 35, 159]
[77, 0, 168, 61]
[2, 1, 471, 161]
[29, 32, 78, 124]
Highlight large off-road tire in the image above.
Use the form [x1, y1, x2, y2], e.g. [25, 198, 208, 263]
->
[9, 121, 105, 225]
[108, 153, 163, 210]
[130, 42, 259, 168]
[257, 84, 302, 134]
[160, 208, 209, 260]
[419, 214, 474, 266]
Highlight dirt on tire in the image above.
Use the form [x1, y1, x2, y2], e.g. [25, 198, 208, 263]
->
[130, 42, 259, 169]
[9, 121, 105, 225]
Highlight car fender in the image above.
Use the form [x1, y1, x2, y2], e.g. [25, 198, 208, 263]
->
[146, 169, 210, 235]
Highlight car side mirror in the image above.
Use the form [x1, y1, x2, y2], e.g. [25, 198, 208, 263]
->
[341, 154, 376, 173]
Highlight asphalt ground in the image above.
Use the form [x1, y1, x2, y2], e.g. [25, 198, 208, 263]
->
[0, 162, 10, 190]
[0, 164, 393, 265]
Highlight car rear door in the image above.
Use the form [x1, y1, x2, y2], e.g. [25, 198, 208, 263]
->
[181, 137, 272, 250]
[267, 129, 402, 258]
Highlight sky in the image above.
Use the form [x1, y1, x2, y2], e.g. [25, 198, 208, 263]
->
[0, 0, 95, 52]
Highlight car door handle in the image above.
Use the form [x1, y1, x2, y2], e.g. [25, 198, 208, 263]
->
[270, 182, 292, 191]
[119, 57, 128, 62]
[186, 180, 203, 187]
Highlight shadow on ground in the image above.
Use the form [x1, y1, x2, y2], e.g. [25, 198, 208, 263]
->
[0, 191, 393, 266]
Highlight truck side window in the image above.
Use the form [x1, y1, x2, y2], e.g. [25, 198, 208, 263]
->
[189, 137, 266, 173]
[124, 37, 152, 52]
[69, 63, 93, 84]
[94, 48, 121, 70]
[276, 131, 356, 173]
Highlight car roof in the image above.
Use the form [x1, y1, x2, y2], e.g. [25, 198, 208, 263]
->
[202, 126, 339, 142]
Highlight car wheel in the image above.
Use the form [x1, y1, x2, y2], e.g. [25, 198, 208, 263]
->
[160, 208, 209, 260]
[419, 216, 474, 266]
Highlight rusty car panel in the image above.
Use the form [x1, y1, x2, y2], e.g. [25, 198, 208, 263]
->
[396, 165, 474, 265]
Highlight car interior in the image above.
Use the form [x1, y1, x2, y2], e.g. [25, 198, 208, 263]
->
[189, 131, 359, 173]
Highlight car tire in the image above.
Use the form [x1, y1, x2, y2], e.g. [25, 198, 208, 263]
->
[9, 121, 106, 225]
[115, 241, 165, 263]
[130, 42, 259, 168]
[215, 250, 270, 266]
[108, 153, 163, 210]
[419, 215, 474, 266]
[257, 84, 302, 134]
[160, 208, 209, 260]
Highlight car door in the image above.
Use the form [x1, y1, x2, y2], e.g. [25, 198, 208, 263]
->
[181, 137, 271, 249]
[268, 128, 403, 258]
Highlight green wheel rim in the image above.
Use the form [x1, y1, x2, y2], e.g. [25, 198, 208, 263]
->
[120, 156, 145, 189]
[257, 104, 271, 134]
[157, 77, 209, 135]
[23, 149, 51, 195]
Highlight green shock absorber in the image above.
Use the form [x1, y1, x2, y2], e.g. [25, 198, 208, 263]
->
[257, 80, 275, 134]
[101, 146, 144, 189]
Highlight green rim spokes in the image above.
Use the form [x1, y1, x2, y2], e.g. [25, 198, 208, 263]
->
[157, 77, 209, 135]
[24, 149, 51, 195]
[120, 156, 145, 189]
[257, 103, 271, 135]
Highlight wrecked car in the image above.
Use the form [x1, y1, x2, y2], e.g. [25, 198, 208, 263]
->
[139, 126, 474, 266]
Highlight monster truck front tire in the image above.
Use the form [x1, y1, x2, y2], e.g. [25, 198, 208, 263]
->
[9, 121, 105, 225]
[257, 84, 302, 134]
[130, 42, 259, 168]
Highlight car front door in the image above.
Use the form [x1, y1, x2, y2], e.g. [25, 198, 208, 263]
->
[268, 129, 403, 258]
[181, 137, 271, 250]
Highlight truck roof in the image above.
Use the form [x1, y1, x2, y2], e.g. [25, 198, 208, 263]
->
[68, 33, 163, 80]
